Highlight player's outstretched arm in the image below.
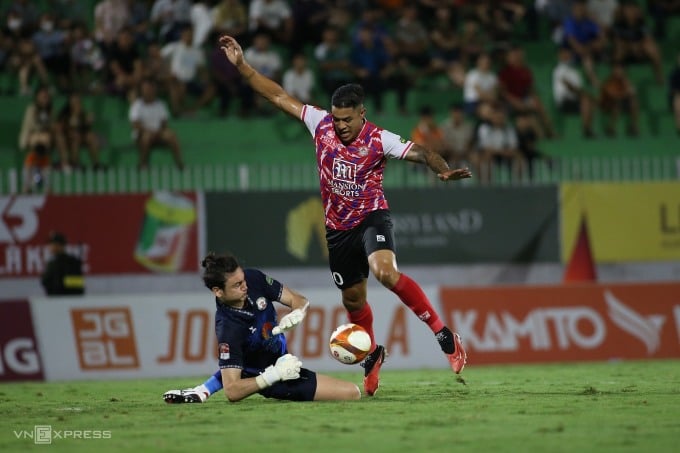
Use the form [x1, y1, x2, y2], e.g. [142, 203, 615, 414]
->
[403, 143, 472, 182]
[218, 35, 304, 120]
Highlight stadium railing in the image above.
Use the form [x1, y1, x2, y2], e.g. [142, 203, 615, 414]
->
[2, 155, 678, 195]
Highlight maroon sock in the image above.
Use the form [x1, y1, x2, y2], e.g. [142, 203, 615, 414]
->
[347, 302, 376, 350]
[391, 273, 445, 333]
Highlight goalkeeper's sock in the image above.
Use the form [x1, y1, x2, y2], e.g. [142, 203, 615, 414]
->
[390, 273, 445, 333]
[348, 302, 376, 350]
[201, 370, 223, 395]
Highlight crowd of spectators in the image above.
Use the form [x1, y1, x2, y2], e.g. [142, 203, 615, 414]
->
[1, 0, 678, 190]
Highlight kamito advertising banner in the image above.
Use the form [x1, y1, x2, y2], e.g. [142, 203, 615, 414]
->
[561, 183, 680, 262]
[0, 192, 200, 277]
[440, 282, 680, 364]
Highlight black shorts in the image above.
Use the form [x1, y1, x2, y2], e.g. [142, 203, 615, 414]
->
[253, 368, 317, 401]
[325, 209, 396, 290]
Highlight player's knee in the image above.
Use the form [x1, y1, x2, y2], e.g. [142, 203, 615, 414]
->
[372, 265, 399, 288]
[350, 384, 361, 400]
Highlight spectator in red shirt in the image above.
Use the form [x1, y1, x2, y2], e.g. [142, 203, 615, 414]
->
[498, 46, 556, 138]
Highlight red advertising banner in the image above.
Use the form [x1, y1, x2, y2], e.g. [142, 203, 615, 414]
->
[0, 300, 44, 381]
[440, 283, 680, 364]
[0, 193, 199, 276]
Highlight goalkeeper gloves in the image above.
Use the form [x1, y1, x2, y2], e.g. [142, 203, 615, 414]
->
[272, 301, 309, 335]
[255, 354, 302, 389]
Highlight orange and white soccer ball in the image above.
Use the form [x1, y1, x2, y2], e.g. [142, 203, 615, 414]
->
[329, 323, 372, 365]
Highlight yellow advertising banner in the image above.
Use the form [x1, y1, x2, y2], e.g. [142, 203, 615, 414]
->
[561, 183, 680, 262]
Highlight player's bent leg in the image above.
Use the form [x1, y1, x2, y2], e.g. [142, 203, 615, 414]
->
[313, 374, 361, 401]
[361, 344, 386, 396]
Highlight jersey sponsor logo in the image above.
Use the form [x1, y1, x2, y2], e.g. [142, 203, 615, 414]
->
[256, 297, 267, 311]
[265, 275, 273, 285]
[219, 343, 230, 360]
[332, 158, 356, 184]
[376, 234, 385, 242]
[71, 308, 139, 370]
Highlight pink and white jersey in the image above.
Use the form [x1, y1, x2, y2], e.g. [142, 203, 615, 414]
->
[301, 104, 413, 230]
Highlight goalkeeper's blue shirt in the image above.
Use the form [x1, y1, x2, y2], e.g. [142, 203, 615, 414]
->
[215, 268, 288, 375]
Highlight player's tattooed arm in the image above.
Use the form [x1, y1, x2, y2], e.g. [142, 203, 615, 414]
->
[404, 143, 450, 173]
[404, 143, 472, 182]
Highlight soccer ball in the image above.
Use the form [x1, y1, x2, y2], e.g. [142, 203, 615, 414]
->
[329, 323, 372, 365]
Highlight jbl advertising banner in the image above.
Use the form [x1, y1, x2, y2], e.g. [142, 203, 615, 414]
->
[441, 282, 680, 364]
[205, 187, 559, 266]
[26, 289, 445, 381]
[561, 182, 680, 262]
[0, 192, 201, 277]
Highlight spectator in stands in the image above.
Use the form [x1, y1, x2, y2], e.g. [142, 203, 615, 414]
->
[351, 25, 410, 114]
[411, 106, 445, 156]
[599, 62, 639, 137]
[429, 7, 465, 87]
[211, 0, 249, 43]
[498, 46, 557, 138]
[162, 25, 215, 116]
[69, 23, 105, 94]
[41, 231, 85, 296]
[22, 129, 54, 193]
[463, 53, 499, 118]
[562, 0, 606, 87]
[291, 0, 330, 54]
[209, 34, 255, 117]
[243, 32, 282, 113]
[586, 0, 619, 35]
[52, 0, 89, 31]
[475, 105, 524, 183]
[129, 78, 184, 170]
[458, 18, 491, 69]
[150, 0, 192, 44]
[32, 12, 70, 92]
[611, 2, 664, 84]
[515, 112, 552, 178]
[552, 47, 596, 137]
[190, 1, 213, 47]
[243, 33, 282, 81]
[392, 5, 431, 77]
[646, 0, 680, 40]
[283, 53, 315, 104]
[127, 0, 154, 46]
[107, 27, 143, 101]
[57, 93, 104, 170]
[4, 0, 40, 33]
[93, 0, 130, 52]
[19, 85, 69, 170]
[671, 53, 680, 135]
[248, 0, 293, 44]
[440, 103, 474, 168]
[474, 0, 525, 42]
[314, 26, 354, 98]
[6, 33, 50, 96]
[141, 42, 172, 97]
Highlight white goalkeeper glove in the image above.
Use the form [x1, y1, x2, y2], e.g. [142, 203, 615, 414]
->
[255, 354, 302, 389]
[272, 301, 309, 335]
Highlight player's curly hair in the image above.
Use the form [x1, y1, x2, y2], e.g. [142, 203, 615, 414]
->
[331, 83, 365, 109]
[201, 252, 240, 290]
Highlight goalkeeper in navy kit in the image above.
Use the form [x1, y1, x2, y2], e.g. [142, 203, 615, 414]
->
[163, 252, 360, 403]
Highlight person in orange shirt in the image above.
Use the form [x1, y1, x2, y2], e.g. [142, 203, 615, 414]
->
[411, 105, 445, 155]
[22, 130, 53, 193]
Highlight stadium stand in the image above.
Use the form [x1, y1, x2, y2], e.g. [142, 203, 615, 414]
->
[0, 0, 678, 193]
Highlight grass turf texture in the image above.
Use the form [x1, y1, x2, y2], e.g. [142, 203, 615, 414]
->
[1, 360, 678, 452]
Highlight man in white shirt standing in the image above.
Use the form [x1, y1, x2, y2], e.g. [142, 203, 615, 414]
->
[552, 47, 596, 137]
[161, 25, 215, 115]
[282, 53, 315, 103]
[129, 78, 184, 170]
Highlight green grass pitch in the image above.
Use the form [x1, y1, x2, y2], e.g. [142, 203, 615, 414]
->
[1, 360, 679, 452]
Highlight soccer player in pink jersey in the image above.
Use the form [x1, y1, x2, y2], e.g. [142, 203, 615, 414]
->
[219, 34, 471, 396]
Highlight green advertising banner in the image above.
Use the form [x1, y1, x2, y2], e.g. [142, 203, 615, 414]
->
[205, 187, 559, 266]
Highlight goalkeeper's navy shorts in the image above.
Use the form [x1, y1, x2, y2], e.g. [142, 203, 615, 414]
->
[255, 368, 317, 401]
[325, 209, 396, 290]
